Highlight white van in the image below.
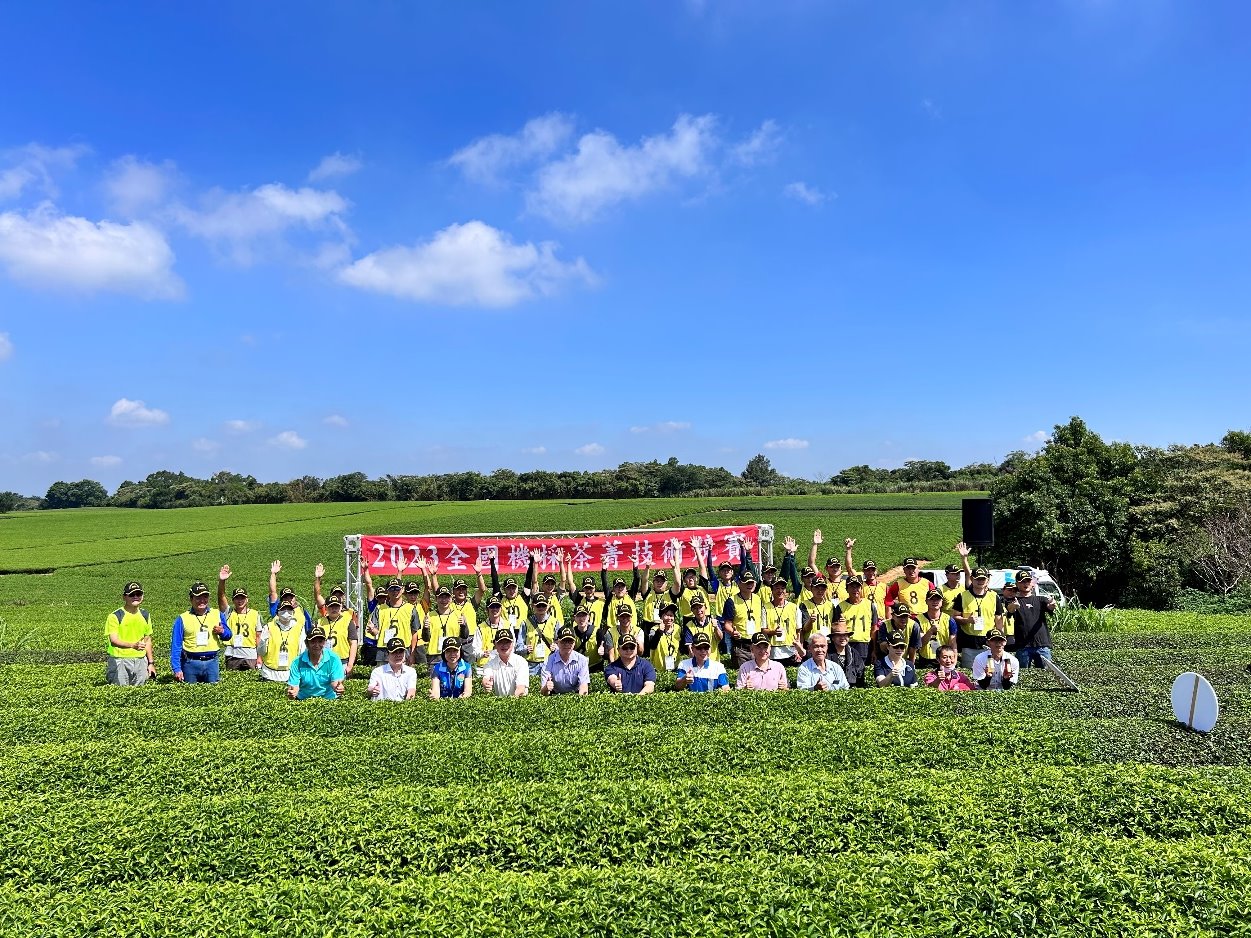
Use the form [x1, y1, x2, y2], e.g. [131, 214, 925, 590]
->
[920, 566, 1066, 605]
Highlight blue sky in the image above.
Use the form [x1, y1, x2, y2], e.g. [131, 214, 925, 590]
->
[2, 0, 1250, 495]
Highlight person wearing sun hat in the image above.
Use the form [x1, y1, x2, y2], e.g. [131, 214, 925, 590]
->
[604, 631, 657, 695]
[874, 630, 918, 687]
[481, 626, 531, 697]
[827, 612, 867, 688]
[105, 580, 156, 685]
[170, 580, 233, 683]
[951, 566, 1006, 668]
[430, 636, 473, 699]
[258, 592, 306, 683]
[540, 625, 589, 696]
[367, 637, 418, 702]
[286, 623, 345, 700]
[674, 630, 729, 692]
[736, 631, 789, 690]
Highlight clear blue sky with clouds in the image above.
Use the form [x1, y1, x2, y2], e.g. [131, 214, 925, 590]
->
[2, 0, 1250, 495]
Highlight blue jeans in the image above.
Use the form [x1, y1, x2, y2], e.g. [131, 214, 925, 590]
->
[184, 655, 220, 683]
[1016, 646, 1052, 669]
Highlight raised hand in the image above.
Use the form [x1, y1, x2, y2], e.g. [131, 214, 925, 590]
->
[530, 549, 543, 563]
[783, 536, 798, 554]
[219, 565, 231, 581]
[812, 529, 823, 546]
[956, 542, 971, 558]
[314, 563, 325, 579]
[473, 559, 485, 575]
[271, 560, 282, 575]
[844, 538, 855, 550]
[742, 537, 755, 554]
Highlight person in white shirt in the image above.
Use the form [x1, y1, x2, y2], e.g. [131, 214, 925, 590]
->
[972, 629, 1019, 690]
[367, 637, 418, 702]
[481, 627, 531, 698]
[796, 634, 850, 691]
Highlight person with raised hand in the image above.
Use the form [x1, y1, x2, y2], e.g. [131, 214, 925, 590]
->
[317, 594, 358, 674]
[105, 580, 156, 685]
[669, 539, 711, 624]
[796, 633, 850, 691]
[257, 592, 306, 684]
[367, 637, 418, 702]
[540, 625, 589, 696]
[430, 637, 473, 699]
[218, 565, 260, 672]
[481, 626, 531, 698]
[972, 629, 1019, 690]
[813, 530, 850, 603]
[286, 624, 345, 700]
[674, 630, 729, 693]
[170, 580, 233, 683]
[874, 630, 918, 688]
[951, 566, 1006, 669]
[313, 562, 359, 645]
[267, 560, 311, 632]
[604, 631, 657, 695]
[1011, 569, 1057, 669]
[365, 557, 422, 667]
[844, 538, 887, 612]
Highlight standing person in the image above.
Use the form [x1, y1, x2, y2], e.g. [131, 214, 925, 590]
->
[367, 637, 418, 702]
[951, 567, 1006, 669]
[318, 595, 358, 674]
[645, 601, 681, 675]
[1012, 570, 1057, 668]
[940, 542, 975, 616]
[736, 632, 789, 691]
[257, 594, 306, 684]
[845, 539, 887, 611]
[721, 573, 764, 667]
[359, 584, 389, 667]
[602, 606, 645, 666]
[668, 539, 712, 622]
[839, 576, 880, 665]
[604, 632, 657, 695]
[1000, 574, 1021, 649]
[363, 566, 422, 666]
[218, 565, 260, 672]
[874, 631, 918, 688]
[535, 568, 566, 626]
[924, 646, 975, 691]
[828, 614, 867, 689]
[570, 602, 603, 671]
[481, 627, 531, 698]
[674, 631, 730, 692]
[679, 595, 723, 663]
[798, 577, 838, 647]
[915, 588, 957, 669]
[286, 624, 345, 700]
[424, 585, 461, 665]
[170, 581, 232, 683]
[430, 637, 473, 699]
[105, 580, 156, 685]
[522, 594, 558, 675]
[267, 560, 310, 631]
[972, 629, 1019, 690]
[640, 568, 673, 636]
[464, 593, 503, 669]
[796, 634, 850, 691]
[313, 563, 358, 641]
[599, 564, 641, 625]
[885, 558, 929, 617]
[809, 529, 848, 602]
[539, 625, 589, 696]
[761, 577, 803, 666]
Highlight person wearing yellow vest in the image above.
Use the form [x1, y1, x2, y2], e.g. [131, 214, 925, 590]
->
[876, 601, 922, 662]
[665, 539, 712, 623]
[218, 565, 261, 672]
[799, 577, 838, 646]
[809, 530, 849, 603]
[603, 606, 646, 665]
[313, 562, 360, 660]
[170, 580, 232, 682]
[838, 576, 880, 664]
[951, 566, 1006, 668]
[940, 542, 975, 616]
[522, 593, 559, 674]
[680, 594, 722, 663]
[572, 603, 604, 670]
[885, 559, 930, 618]
[844, 538, 887, 610]
[564, 566, 605, 634]
[645, 601, 681, 674]
[762, 578, 803, 666]
[915, 588, 957, 668]
[267, 560, 312, 638]
[465, 592, 504, 669]
[105, 580, 156, 685]
[721, 572, 764, 667]
[599, 564, 641, 626]
[258, 593, 307, 683]
[318, 595, 358, 672]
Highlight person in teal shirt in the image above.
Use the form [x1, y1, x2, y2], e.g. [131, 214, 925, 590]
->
[286, 624, 345, 700]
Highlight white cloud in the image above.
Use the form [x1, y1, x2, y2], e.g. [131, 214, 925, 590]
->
[0, 332, 11, 362]
[631, 421, 691, 434]
[575, 443, 605, 456]
[173, 183, 350, 265]
[922, 98, 942, 121]
[323, 414, 349, 428]
[90, 455, 122, 468]
[1023, 430, 1049, 444]
[0, 143, 89, 201]
[308, 152, 363, 182]
[339, 220, 594, 308]
[730, 120, 782, 167]
[224, 419, 260, 433]
[527, 114, 719, 224]
[0, 205, 182, 299]
[104, 156, 177, 217]
[784, 182, 828, 206]
[269, 430, 307, 450]
[108, 397, 170, 428]
[764, 438, 809, 450]
[521, 445, 547, 455]
[23, 450, 57, 463]
[191, 437, 219, 454]
[448, 113, 574, 184]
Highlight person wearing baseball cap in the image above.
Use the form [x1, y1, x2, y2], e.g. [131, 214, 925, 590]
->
[317, 593, 359, 673]
[430, 637, 473, 699]
[362, 557, 423, 668]
[540, 625, 589, 696]
[604, 630, 657, 695]
[266, 559, 312, 636]
[521, 592, 559, 674]
[358, 583, 391, 668]
[603, 606, 646, 666]
[674, 630, 729, 693]
[286, 624, 345, 700]
[664, 538, 711, 623]
[915, 588, 957, 668]
[1010, 569, 1057, 669]
[843, 537, 886, 611]
[808, 529, 848, 602]
[972, 629, 1018, 690]
[799, 576, 837, 647]
[105, 580, 156, 685]
[941, 542, 975, 615]
[645, 601, 681, 674]
[570, 602, 604, 671]
[762, 575, 803, 667]
[367, 637, 418, 702]
[876, 601, 922, 662]
[951, 566, 1005, 669]
[215, 565, 260, 672]
[736, 631, 789, 690]
[885, 558, 929, 618]
[481, 626, 531, 697]
[258, 591, 306, 683]
[839, 575, 880, 665]
[169, 580, 233, 683]
[722, 571, 764, 668]
[679, 594, 723, 663]
[874, 630, 918, 687]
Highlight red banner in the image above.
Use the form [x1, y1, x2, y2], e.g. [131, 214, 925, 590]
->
[360, 526, 763, 576]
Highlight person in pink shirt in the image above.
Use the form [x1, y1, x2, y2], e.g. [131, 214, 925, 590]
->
[924, 645, 975, 691]
[736, 633, 789, 691]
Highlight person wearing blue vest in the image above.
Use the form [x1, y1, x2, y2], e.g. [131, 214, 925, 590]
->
[430, 637, 473, 699]
[170, 581, 232, 683]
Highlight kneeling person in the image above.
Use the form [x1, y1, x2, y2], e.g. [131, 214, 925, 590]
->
[367, 637, 417, 701]
[605, 632, 657, 695]
[796, 633, 849, 691]
[674, 632, 729, 693]
[286, 625, 345, 700]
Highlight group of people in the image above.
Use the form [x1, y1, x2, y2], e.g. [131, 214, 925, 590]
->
[104, 529, 1057, 699]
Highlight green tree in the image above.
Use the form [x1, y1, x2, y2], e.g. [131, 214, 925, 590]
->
[0, 491, 20, 513]
[42, 479, 109, 509]
[742, 454, 781, 487]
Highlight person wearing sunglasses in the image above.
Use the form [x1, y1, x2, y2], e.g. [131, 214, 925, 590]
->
[105, 580, 156, 685]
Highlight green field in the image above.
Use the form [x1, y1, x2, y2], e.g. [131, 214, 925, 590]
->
[1, 496, 1248, 936]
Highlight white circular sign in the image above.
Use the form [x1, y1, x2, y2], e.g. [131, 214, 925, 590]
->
[1171, 672, 1219, 734]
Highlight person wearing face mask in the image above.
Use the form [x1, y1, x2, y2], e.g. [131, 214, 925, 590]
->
[874, 630, 918, 688]
[827, 614, 867, 688]
[796, 634, 850, 691]
[258, 594, 307, 683]
[217, 565, 260, 672]
[169, 581, 233, 683]
[924, 645, 975, 691]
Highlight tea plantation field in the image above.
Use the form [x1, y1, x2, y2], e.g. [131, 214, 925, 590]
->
[1, 496, 1249, 937]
